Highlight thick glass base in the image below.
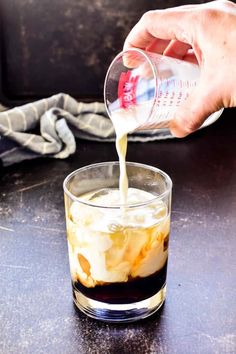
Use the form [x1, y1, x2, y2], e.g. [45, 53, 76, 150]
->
[73, 284, 166, 323]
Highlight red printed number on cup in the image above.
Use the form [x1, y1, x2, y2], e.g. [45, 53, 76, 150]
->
[118, 71, 139, 109]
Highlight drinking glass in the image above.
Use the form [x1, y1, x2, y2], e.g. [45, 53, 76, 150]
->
[63, 161, 172, 322]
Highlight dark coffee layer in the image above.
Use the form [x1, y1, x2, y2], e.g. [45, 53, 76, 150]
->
[73, 260, 167, 304]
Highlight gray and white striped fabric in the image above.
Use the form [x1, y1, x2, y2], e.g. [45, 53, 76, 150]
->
[0, 93, 174, 167]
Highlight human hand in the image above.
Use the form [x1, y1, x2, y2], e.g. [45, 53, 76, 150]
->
[123, 0, 236, 137]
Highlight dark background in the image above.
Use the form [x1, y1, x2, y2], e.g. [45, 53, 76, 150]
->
[0, 2, 236, 352]
[1, 0, 234, 105]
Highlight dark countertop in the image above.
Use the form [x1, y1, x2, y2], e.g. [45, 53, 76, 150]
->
[0, 109, 236, 354]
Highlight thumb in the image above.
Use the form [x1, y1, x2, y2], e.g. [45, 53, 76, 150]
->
[169, 80, 220, 137]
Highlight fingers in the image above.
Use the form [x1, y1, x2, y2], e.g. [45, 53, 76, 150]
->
[122, 50, 144, 68]
[169, 79, 221, 137]
[146, 38, 171, 54]
[124, 7, 196, 52]
[123, 20, 157, 51]
[123, 38, 171, 68]
[182, 49, 199, 65]
[163, 40, 192, 60]
[164, 41, 199, 64]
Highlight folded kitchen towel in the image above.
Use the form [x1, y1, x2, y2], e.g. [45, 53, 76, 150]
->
[0, 93, 173, 167]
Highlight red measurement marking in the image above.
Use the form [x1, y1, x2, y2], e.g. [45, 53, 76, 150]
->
[118, 71, 139, 108]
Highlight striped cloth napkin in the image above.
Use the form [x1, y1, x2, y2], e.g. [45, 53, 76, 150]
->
[0, 93, 173, 167]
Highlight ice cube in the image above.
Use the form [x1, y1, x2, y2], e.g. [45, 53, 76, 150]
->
[88, 188, 111, 201]
[108, 223, 124, 233]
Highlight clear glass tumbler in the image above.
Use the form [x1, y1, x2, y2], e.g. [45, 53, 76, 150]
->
[63, 161, 172, 323]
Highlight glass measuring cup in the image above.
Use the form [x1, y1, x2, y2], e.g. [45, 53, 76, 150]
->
[104, 49, 219, 135]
